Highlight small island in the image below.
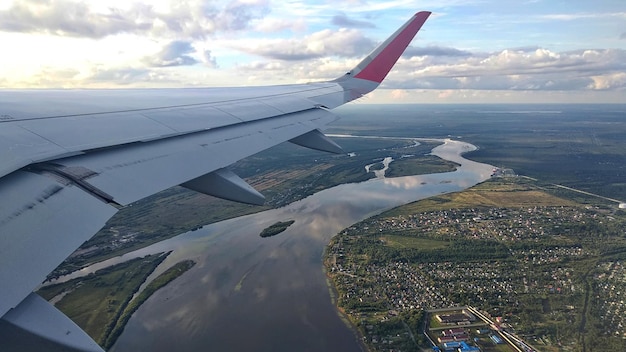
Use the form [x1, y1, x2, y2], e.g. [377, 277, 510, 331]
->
[260, 220, 295, 238]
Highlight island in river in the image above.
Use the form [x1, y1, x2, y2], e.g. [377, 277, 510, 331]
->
[260, 220, 295, 237]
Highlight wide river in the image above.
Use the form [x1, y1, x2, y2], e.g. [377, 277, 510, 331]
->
[99, 137, 493, 352]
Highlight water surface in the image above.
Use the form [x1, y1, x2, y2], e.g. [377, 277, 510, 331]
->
[101, 138, 494, 352]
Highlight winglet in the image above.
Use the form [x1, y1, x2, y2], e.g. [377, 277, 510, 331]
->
[335, 11, 431, 84]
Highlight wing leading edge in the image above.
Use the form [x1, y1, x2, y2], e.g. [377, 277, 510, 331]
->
[0, 11, 431, 351]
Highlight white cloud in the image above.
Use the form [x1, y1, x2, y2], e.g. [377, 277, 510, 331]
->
[253, 17, 307, 33]
[589, 72, 626, 90]
[0, 0, 270, 39]
[230, 28, 375, 60]
[388, 48, 626, 91]
[1, 1, 625, 104]
[143, 40, 200, 67]
[389, 89, 409, 100]
[538, 12, 626, 21]
[331, 12, 375, 28]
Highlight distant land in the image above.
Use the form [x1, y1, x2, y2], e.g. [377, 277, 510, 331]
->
[44, 104, 625, 351]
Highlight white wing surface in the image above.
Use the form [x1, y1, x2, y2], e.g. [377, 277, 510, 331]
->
[0, 11, 431, 351]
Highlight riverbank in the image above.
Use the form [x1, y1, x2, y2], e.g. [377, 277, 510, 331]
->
[37, 253, 195, 348]
[324, 255, 370, 352]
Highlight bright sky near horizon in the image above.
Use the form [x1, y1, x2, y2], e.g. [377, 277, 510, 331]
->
[0, 0, 624, 103]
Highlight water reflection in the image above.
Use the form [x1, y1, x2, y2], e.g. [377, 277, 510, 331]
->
[97, 138, 493, 352]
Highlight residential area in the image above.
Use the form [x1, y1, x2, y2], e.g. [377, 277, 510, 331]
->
[325, 180, 626, 351]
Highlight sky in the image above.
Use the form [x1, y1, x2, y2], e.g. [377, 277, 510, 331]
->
[0, 0, 625, 103]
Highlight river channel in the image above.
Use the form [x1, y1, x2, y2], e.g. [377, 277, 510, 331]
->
[93, 137, 494, 352]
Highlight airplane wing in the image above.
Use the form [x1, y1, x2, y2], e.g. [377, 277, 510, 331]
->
[0, 11, 431, 351]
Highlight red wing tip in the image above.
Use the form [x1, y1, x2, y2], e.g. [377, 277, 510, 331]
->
[414, 11, 432, 17]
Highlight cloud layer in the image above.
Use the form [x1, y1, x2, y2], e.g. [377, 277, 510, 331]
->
[0, 0, 269, 39]
[0, 0, 624, 103]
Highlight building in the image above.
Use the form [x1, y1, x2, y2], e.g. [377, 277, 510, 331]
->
[436, 310, 476, 324]
[442, 328, 467, 337]
[490, 334, 504, 344]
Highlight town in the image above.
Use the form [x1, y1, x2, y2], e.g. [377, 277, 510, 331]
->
[325, 178, 626, 351]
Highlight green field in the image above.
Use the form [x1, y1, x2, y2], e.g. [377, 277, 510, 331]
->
[381, 235, 449, 250]
[39, 254, 168, 344]
[38, 254, 195, 348]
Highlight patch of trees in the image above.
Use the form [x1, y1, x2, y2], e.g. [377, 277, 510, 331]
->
[349, 236, 510, 264]
[260, 220, 295, 238]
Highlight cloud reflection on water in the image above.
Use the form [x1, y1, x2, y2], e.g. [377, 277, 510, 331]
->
[106, 138, 494, 352]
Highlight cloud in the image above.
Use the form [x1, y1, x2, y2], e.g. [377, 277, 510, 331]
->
[386, 48, 626, 91]
[254, 18, 307, 33]
[0, 0, 270, 39]
[234, 55, 363, 84]
[14, 67, 82, 88]
[403, 46, 472, 58]
[203, 50, 218, 68]
[389, 89, 409, 100]
[331, 13, 375, 28]
[538, 12, 626, 21]
[89, 67, 154, 84]
[0, 0, 152, 38]
[620, 32, 626, 40]
[232, 28, 375, 61]
[589, 72, 626, 90]
[210, 0, 270, 32]
[144, 41, 200, 67]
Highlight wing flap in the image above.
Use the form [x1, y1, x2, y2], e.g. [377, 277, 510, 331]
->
[1, 293, 104, 352]
[0, 171, 117, 318]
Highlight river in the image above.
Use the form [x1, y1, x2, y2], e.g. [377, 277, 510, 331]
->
[93, 138, 493, 351]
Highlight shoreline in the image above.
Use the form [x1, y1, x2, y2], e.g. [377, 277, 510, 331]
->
[321, 138, 490, 352]
[323, 256, 370, 352]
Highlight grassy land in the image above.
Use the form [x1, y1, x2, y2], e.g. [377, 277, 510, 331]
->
[381, 235, 449, 250]
[102, 259, 195, 349]
[380, 178, 577, 218]
[38, 254, 195, 349]
[38, 254, 169, 345]
[386, 155, 459, 178]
